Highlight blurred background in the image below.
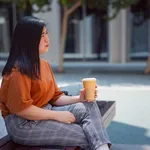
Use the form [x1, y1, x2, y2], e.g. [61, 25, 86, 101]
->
[0, 0, 150, 72]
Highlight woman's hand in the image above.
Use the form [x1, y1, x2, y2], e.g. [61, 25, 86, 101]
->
[79, 86, 98, 102]
[53, 111, 76, 124]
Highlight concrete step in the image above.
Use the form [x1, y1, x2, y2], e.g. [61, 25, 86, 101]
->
[111, 144, 150, 150]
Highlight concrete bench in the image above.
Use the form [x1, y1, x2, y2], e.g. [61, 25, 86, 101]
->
[0, 84, 116, 150]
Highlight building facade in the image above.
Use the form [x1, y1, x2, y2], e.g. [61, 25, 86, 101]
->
[0, 0, 149, 68]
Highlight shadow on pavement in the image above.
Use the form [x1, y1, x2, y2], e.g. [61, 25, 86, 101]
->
[107, 121, 150, 145]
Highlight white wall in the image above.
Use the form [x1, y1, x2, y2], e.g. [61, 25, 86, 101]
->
[108, 10, 122, 63]
[79, 15, 93, 58]
[34, 0, 60, 67]
[108, 8, 129, 63]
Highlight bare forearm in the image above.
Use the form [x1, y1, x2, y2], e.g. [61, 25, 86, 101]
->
[16, 105, 56, 121]
[53, 95, 80, 106]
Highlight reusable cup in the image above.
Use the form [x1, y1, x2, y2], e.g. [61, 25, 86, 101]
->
[82, 78, 96, 102]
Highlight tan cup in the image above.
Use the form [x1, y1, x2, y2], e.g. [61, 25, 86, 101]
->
[82, 78, 96, 102]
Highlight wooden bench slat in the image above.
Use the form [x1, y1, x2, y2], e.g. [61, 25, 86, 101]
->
[103, 106, 116, 128]
[14, 145, 42, 150]
[97, 101, 116, 128]
[0, 135, 11, 148]
[97, 101, 115, 116]
[14, 146, 80, 150]
[0, 141, 17, 150]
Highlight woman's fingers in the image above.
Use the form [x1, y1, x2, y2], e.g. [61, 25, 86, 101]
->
[94, 89, 98, 98]
[95, 89, 97, 95]
[80, 87, 98, 101]
[70, 113, 76, 122]
[80, 88, 85, 97]
[95, 90, 97, 94]
[67, 118, 75, 124]
[66, 118, 75, 124]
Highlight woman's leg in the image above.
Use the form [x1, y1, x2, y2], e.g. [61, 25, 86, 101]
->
[52, 101, 111, 150]
[5, 102, 111, 150]
[4, 104, 90, 149]
[82, 101, 111, 149]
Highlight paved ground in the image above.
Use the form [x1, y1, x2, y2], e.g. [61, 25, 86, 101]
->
[111, 144, 150, 150]
[54, 71, 150, 145]
[0, 71, 150, 147]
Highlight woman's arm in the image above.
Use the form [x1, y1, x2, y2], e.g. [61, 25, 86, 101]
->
[53, 88, 98, 106]
[16, 105, 76, 123]
[16, 105, 56, 120]
[53, 89, 87, 106]
[53, 95, 80, 106]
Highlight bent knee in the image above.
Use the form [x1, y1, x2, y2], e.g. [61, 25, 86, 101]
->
[75, 103, 86, 114]
[72, 103, 87, 120]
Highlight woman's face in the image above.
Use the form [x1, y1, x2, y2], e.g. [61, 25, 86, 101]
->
[39, 27, 49, 54]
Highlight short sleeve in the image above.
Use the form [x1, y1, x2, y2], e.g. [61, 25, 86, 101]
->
[5, 72, 33, 114]
[47, 63, 64, 103]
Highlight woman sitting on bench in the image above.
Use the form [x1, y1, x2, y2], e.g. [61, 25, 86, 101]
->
[0, 16, 111, 150]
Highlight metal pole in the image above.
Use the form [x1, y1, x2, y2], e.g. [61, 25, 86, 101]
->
[148, 14, 150, 58]
[82, 3, 86, 61]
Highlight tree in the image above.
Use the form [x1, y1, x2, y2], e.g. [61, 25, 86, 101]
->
[2, 0, 150, 73]
[0, 0, 51, 26]
[58, 0, 138, 72]
[131, 0, 150, 26]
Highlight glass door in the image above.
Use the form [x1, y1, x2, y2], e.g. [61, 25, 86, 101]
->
[64, 9, 108, 61]
[64, 11, 81, 60]
[0, 8, 10, 60]
[91, 14, 108, 60]
[130, 11, 149, 60]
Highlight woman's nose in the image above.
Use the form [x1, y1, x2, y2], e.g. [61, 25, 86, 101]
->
[44, 36, 49, 43]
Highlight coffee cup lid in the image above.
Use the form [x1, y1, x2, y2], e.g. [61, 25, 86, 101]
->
[82, 78, 96, 81]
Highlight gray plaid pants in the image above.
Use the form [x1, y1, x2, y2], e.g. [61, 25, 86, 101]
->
[5, 101, 111, 150]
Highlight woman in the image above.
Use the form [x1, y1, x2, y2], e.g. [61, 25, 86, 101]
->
[0, 16, 111, 150]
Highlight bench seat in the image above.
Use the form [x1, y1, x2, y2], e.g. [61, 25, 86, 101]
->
[0, 101, 115, 150]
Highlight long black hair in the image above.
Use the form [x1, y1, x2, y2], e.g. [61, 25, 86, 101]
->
[2, 16, 46, 79]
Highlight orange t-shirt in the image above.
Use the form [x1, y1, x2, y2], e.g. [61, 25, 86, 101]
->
[0, 59, 64, 118]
